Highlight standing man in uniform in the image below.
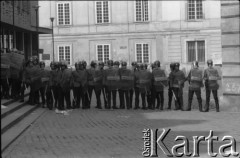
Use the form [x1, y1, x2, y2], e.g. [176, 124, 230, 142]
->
[170, 62, 186, 110]
[203, 59, 221, 112]
[93, 61, 104, 109]
[58, 60, 72, 110]
[119, 61, 134, 109]
[186, 61, 204, 111]
[39, 61, 47, 108]
[136, 63, 152, 110]
[72, 61, 81, 109]
[152, 60, 168, 110]
[105, 60, 120, 109]
[86, 61, 97, 108]
[167, 63, 175, 110]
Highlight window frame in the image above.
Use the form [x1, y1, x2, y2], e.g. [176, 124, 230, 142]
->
[186, 40, 206, 63]
[95, 1, 111, 24]
[187, 0, 204, 21]
[96, 44, 111, 62]
[134, 0, 150, 22]
[57, 2, 72, 26]
[135, 43, 150, 63]
[57, 44, 72, 65]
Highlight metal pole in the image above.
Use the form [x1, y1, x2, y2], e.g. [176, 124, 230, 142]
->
[50, 17, 55, 61]
[36, 8, 39, 55]
[52, 20, 55, 61]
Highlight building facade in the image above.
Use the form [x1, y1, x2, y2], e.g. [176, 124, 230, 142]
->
[221, 0, 240, 111]
[39, 0, 222, 69]
[0, 0, 51, 59]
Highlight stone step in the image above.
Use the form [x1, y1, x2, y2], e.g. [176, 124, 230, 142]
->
[1, 105, 39, 135]
[1, 96, 29, 119]
[1, 108, 46, 153]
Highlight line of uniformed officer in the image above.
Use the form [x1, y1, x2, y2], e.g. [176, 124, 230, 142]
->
[18, 58, 221, 112]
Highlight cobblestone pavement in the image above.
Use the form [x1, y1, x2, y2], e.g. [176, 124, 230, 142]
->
[3, 107, 240, 158]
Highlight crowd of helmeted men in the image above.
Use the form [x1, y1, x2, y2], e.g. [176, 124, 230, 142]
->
[1, 56, 221, 112]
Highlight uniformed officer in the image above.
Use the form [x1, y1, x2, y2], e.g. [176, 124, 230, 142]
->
[45, 61, 55, 110]
[105, 60, 120, 109]
[85, 60, 97, 108]
[117, 61, 125, 108]
[72, 62, 81, 109]
[144, 63, 152, 109]
[78, 61, 88, 109]
[203, 59, 221, 112]
[187, 61, 203, 111]
[170, 62, 186, 110]
[119, 61, 134, 109]
[58, 60, 72, 110]
[129, 61, 137, 109]
[25, 57, 41, 105]
[93, 61, 105, 109]
[136, 63, 152, 110]
[39, 61, 47, 108]
[152, 60, 168, 110]
[19, 60, 28, 103]
[133, 63, 141, 109]
[51, 61, 60, 109]
[167, 63, 175, 110]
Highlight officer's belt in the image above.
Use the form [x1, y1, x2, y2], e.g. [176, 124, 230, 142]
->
[93, 76, 102, 82]
[41, 77, 49, 82]
[121, 76, 134, 80]
[154, 76, 167, 82]
[139, 79, 149, 84]
[191, 76, 202, 81]
[208, 76, 220, 81]
[107, 76, 120, 81]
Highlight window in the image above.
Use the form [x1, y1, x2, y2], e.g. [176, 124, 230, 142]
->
[58, 45, 71, 65]
[57, 2, 71, 25]
[187, 41, 205, 62]
[187, 0, 203, 20]
[96, 44, 110, 62]
[135, 0, 149, 22]
[136, 43, 149, 63]
[95, 1, 110, 24]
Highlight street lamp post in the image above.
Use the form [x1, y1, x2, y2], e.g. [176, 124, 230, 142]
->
[50, 17, 55, 62]
[33, 5, 40, 56]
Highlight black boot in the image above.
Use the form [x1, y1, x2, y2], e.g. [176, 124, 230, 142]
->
[204, 103, 209, 112]
[199, 103, 203, 112]
[186, 101, 191, 111]
[215, 100, 220, 112]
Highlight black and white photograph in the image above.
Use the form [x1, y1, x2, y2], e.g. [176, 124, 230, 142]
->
[1, 0, 240, 157]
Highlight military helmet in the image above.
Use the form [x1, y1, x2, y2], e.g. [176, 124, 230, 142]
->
[98, 61, 104, 66]
[121, 61, 127, 67]
[170, 62, 175, 69]
[139, 63, 145, 70]
[32, 56, 39, 65]
[107, 60, 113, 66]
[131, 61, 137, 66]
[175, 62, 180, 67]
[144, 63, 148, 69]
[192, 61, 199, 67]
[154, 60, 160, 67]
[113, 61, 120, 66]
[90, 60, 97, 67]
[39, 61, 45, 67]
[207, 59, 213, 66]
[60, 60, 68, 69]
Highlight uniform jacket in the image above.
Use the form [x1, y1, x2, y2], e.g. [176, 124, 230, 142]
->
[136, 69, 152, 93]
[152, 67, 167, 91]
[119, 67, 134, 90]
[204, 67, 220, 90]
[170, 70, 186, 88]
[187, 68, 203, 90]
[105, 66, 120, 90]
